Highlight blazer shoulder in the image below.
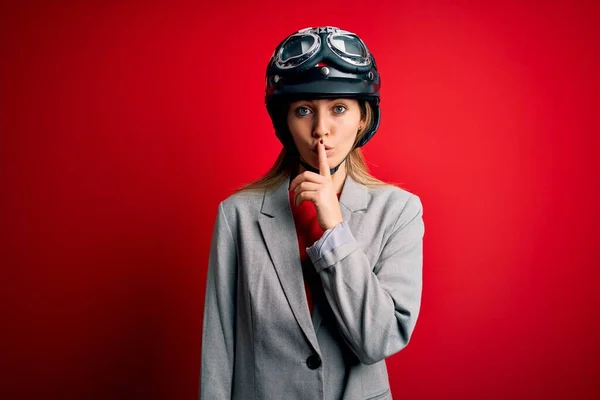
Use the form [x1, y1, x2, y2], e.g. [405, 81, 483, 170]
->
[368, 184, 423, 228]
[217, 188, 265, 219]
[370, 183, 414, 197]
[369, 183, 421, 207]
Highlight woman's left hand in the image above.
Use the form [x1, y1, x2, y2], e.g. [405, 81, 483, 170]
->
[289, 139, 343, 230]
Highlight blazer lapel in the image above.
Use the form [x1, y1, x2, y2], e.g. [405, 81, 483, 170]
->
[338, 175, 369, 225]
[258, 176, 320, 352]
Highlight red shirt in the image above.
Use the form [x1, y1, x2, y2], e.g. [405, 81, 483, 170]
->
[289, 190, 341, 314]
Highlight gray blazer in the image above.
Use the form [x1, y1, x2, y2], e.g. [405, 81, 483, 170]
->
[200, 175, 424, 400]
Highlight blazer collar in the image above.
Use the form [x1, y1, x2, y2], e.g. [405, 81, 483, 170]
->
[260, 174, 368, 217]
[338, 174, 369, 214]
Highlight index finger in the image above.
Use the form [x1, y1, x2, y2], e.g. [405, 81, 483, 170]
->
[318, 139, 331, 178]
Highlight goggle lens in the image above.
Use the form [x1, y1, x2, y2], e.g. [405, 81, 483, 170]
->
[328, 33, 371, 66]
[329, 34, 368, 58]
[280, 35, 316, 62]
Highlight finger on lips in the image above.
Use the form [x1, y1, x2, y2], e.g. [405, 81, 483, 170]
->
[318, 139, 331, 178]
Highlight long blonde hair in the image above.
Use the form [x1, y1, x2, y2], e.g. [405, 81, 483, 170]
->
[238, 100, 388, 192]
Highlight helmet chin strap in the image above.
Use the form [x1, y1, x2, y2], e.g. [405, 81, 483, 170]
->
[298, 157, 346, 175]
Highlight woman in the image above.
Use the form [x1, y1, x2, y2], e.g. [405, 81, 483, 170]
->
[201, 26, 424, 400]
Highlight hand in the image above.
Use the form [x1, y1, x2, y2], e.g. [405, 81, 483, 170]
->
[289, 139, 343, 230]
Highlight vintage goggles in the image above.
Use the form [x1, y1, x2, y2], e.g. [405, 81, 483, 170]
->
[273, 26, 372, 72]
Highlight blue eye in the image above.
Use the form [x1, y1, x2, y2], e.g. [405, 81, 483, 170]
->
[333, 105, 347, 114]
[295, 106, 311, 116]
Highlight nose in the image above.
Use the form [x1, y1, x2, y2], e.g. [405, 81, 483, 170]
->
[311, 110, 330, 138]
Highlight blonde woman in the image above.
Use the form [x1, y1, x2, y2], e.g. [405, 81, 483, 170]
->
[201, 26, 424, 400]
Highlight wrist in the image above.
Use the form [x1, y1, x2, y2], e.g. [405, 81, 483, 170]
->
[322, 217, 343, 231]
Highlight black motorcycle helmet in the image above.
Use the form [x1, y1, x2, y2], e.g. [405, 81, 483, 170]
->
[265, 26, 381, 174]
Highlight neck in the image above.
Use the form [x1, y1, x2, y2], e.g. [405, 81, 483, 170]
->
[296, 162, 347, 194]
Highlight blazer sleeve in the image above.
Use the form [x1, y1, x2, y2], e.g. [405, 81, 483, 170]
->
[307, 194, 424, 365]
[200, 202, 237, 399]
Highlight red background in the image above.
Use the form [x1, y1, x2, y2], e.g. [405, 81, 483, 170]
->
[1, 1, 599, 399]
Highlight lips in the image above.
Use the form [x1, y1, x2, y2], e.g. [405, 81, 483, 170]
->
[310, 147, 334, 157]
[310, 143, 334, 152]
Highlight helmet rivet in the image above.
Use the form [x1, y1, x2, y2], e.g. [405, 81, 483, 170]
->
[320, 67, 330, 76]
[368, 71, 374, 80]
[274, 75, 281, 83]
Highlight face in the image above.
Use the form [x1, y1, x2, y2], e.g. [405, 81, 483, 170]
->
[287, 98, 364, 171]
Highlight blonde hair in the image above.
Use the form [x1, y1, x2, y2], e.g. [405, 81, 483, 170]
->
[238, 101, 389, 192]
